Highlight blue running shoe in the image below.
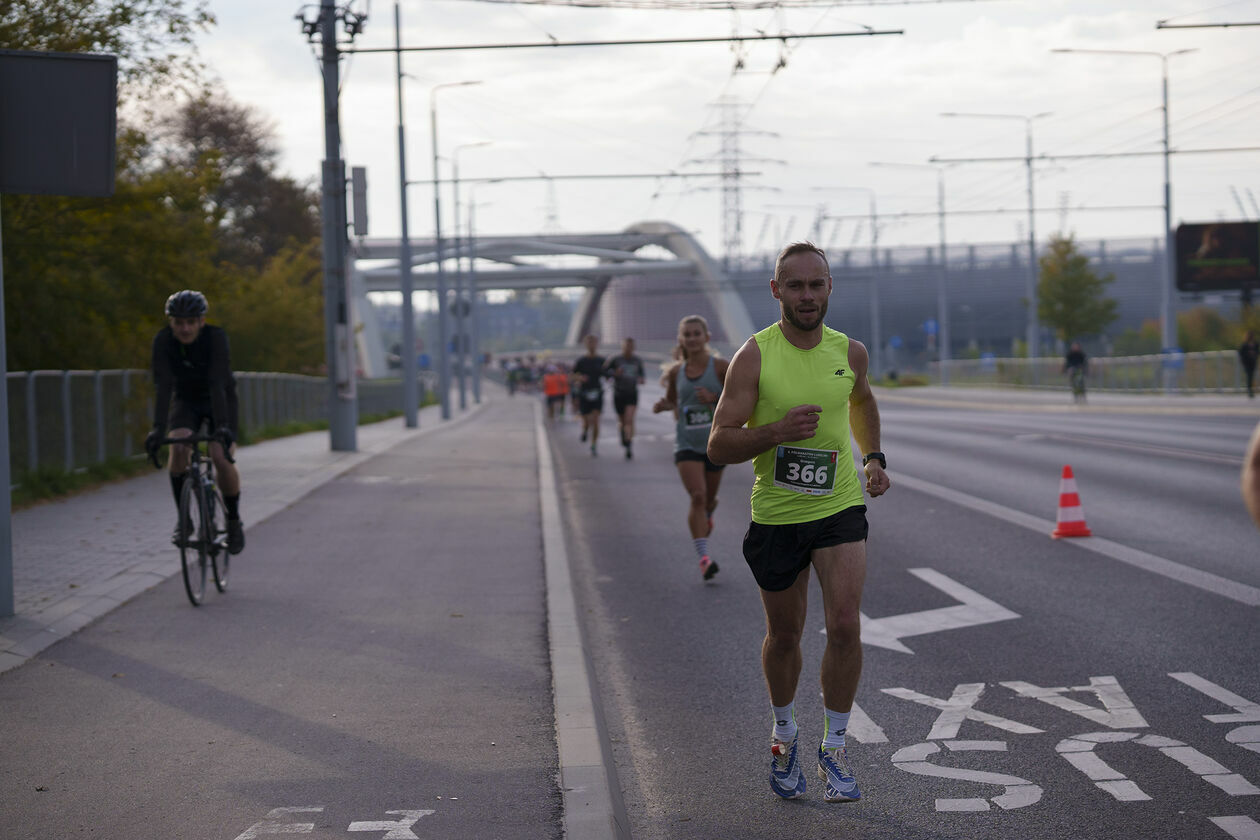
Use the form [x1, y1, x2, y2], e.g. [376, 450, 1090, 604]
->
[770, 735, 806, 799]
[817, 744, 861, 802]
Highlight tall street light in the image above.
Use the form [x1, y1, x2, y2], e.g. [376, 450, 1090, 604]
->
[869, 161, 952, 384]
[1052, 47, 1195, 391]
[393, 1, 419, 427]
[941, 111, 1051, 362]
[429, 80, 481, 420]
[452, 140, 492, 411]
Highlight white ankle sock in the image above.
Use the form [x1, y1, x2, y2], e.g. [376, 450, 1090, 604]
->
[822, 707, 850, 750]
[772, 702, 798, 742]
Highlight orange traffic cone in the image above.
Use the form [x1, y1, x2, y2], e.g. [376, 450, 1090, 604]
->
[1052, 465, 1093, 539]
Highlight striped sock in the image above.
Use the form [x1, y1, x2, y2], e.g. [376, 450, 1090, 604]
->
[772, 702, 798, 742]
[822, 708, 851, 750]
[693, 537, 708, 560]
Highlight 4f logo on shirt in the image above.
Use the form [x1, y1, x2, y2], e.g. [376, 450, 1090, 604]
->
[834, 369, 846, 377]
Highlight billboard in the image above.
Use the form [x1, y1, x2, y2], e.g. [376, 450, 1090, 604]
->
[1175, 221, 1260, 293]
[0, 50, 117, 197]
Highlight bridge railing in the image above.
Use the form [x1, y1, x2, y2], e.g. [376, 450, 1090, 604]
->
[5, 370, 436, 479]
[936, 350, 1250, 392]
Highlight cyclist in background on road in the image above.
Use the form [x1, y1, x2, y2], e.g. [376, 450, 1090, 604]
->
[144, 290, 245, 555]
[653, 315, 728, 581]
[1063, 341, 1088, 403]
[604, 337, 647, 460]
[708, 241, 890, 804]
[573, 334, 607, 457]
[1238, 331, 1258, 399]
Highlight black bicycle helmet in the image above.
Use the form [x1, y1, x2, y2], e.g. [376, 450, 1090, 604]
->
[165, 290, 208, 317]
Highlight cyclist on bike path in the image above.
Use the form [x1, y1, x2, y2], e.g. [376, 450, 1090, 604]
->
[1064, 341, 1088, 402]
[144, 290, 245, 554]
[708, 241, 890, 804]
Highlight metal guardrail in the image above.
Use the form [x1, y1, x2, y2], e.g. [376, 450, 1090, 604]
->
[936, 350, 1252, 392]
[5, 370, 436, 477]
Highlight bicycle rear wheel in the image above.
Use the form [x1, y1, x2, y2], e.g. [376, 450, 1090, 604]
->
[208, 484, 229, 593]
[179, 476, 208, 606]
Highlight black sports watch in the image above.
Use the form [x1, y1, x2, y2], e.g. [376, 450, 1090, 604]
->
[862, 452, 886, 469]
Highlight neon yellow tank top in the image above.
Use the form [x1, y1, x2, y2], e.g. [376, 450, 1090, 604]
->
[749, 324, 865, 525]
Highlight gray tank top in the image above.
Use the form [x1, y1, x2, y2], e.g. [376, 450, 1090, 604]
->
[675, 355, 722, 454]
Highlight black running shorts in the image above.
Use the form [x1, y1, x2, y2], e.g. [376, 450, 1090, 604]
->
[613, 390, 638, 416]
[742, 505, 868, 592]
[674, 448, 725, 473]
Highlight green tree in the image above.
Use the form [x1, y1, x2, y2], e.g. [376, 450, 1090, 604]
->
[216, 240, 325, 373]
[0, 0, 213, 90]
[1112, 319, 1161, 356]
[159, 92, 320, 270]
[1036, 233, 1119, 343]
[1177, 306, 1236, 352]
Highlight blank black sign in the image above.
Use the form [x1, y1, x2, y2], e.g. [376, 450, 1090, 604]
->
[0, 50, 117, 197]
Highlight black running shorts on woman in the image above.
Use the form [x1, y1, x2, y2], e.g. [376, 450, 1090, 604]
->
[742, 505, 868, 592]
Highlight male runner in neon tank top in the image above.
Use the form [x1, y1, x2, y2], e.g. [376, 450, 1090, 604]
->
[708, 241, 890, 803]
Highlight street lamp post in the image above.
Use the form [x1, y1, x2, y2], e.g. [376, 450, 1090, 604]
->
[430, 80, 481, 420]
[1052, 48, 1195, 391]
[941, 111, 1051, 364]
[869, 161, 952, 384]
[393, 1, 419, 427]
[452, 140, 491, 411]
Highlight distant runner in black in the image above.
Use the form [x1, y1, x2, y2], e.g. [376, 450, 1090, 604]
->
[144, 290, 245, 554]
[573, 334, 608, 457]
[604, 337, 647, 459]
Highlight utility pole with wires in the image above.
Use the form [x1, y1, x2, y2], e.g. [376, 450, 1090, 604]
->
[689, 96, 781, 272]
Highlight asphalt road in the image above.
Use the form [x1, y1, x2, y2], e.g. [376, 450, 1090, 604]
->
[551, 382, 1260, 839]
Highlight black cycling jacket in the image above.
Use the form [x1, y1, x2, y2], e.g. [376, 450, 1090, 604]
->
[151, 324, 235, 430]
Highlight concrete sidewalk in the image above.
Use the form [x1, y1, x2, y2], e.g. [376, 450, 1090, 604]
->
[0, 396, 488, 675]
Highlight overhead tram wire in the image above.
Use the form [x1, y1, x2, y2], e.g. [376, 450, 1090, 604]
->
[454, 0, 1002, 8]
[344, 28, 902, 54]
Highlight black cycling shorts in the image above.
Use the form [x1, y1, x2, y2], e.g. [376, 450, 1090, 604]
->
[742, 505, 868, 592]
[168, 395, 238, 437]
[674, 448, 724, 473]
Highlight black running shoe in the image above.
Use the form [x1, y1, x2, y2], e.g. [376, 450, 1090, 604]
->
[226, 519, 245, 555]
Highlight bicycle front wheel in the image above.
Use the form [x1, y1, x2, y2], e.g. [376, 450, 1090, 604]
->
[179, 477, 208, 606]
[208, 484, 229, 593]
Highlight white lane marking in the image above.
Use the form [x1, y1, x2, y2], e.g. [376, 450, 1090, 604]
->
[1170, 672, 1260, 757]
[1056, 731, 1260, 801]
[233, 807, 323, 839]
[1213, 816, 1260, 840]
[882, 683, 1043, 740]
[1000, 676, 1148, 729]
[848, 701, 890, 744]
[535, 400, 618, 840]
[892, 472, 1260, 607]
[891, 740, 1043, 812]
[853, 568, 1020, 654]
[347, 810, 434, 839]
[1170, 672, 1260, 723]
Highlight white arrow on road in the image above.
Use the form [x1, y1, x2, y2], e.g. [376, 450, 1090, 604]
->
[839, 568, 1020, 654]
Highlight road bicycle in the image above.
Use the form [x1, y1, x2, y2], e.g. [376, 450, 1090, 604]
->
[1068, 367, 1087, 404]
[151, 431, 233, 606]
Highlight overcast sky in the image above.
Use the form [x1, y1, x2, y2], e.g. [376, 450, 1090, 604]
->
[197, 0, 1260, 262]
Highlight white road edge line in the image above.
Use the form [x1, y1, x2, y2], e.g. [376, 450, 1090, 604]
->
[534, 400, 619, 840]
[892, 472, 1260, 608]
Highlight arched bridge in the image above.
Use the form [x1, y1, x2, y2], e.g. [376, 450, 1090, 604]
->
[351, 221, 754, 377]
